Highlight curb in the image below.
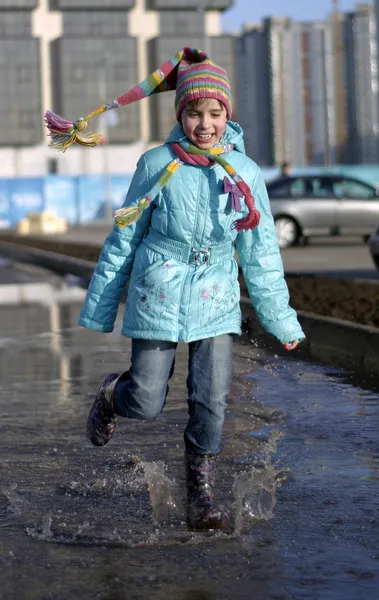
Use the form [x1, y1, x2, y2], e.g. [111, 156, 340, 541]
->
[2, 239, 379, 378]
[241, 297, 379, 378]
[0, 240, 94, 283]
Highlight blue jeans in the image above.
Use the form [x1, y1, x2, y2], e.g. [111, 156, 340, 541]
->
[113, 335, 233, 455]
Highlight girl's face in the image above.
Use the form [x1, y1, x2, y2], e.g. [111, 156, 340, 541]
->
[181, 99, 227, 150]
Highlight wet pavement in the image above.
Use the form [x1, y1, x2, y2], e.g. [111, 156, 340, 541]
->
[1, 258, 379, 600]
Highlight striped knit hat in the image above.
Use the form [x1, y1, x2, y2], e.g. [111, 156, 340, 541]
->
[44, 48, 232, 152]
[174, 49, 232, 120]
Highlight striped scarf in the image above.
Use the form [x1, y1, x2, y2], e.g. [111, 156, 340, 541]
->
[114, 141, 260, 233]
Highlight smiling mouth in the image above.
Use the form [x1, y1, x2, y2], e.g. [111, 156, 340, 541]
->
[195, 133, 214, 141]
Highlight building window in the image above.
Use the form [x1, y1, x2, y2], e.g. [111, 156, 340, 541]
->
[89, 22, 103, 36]
[47, 158, 59, 174]
[159, 11, 204, 36]
[18, 66, 31, 83]
[19, 110, 35, 128]
[72, 66, 86, 82]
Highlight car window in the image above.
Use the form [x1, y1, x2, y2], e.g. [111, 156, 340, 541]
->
[332, 178, 375, 199]
[290, 178, 306, 197]
[305, 177, 335, 198]
[268, 178, 305, 198]
[268, 180, 293, 198]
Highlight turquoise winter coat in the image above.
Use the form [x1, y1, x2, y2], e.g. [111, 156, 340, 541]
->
[79, 122, 304, 345]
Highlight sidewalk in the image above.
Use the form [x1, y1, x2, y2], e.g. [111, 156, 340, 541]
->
[35, 221, 377, 278]
[45, 222, 113, 246]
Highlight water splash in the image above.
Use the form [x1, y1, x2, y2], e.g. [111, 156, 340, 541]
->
[233, 430, 288, 533]
[74, 521, 90, 539]
[1, 483, 25, 515]
[142, 461, 180, 525]
[42, 514, 53, 539]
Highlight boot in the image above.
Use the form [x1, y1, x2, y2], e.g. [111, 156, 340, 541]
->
[185, 452, 229, 531]
[87, 371, 129, 446]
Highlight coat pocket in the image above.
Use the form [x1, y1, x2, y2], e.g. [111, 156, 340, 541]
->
[131, 244, 164, 282]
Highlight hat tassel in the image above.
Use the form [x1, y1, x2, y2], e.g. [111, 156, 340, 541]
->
[44, 110, 105, 152]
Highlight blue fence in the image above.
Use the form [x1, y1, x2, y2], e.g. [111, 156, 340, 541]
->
[1, 165, 379, 228]
[0, 175, 133, 228]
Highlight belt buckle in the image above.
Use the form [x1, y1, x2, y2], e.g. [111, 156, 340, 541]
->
[192, 247, 209, 266]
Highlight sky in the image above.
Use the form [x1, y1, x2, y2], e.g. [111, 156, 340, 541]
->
[222, 0, 362, 33]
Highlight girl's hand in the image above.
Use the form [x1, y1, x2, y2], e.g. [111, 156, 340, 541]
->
[283, 340, 300, 351]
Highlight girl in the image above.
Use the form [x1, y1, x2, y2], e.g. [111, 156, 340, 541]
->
[45, 48, 304, 532]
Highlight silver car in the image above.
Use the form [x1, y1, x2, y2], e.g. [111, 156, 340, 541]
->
[266, 174, 379, 248]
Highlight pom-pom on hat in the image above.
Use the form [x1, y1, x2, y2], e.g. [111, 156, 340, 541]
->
[44, 47, 232, 152]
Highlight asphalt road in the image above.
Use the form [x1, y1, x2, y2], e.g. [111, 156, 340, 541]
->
[56, 224, 378, 278]
[281, 237, 377, 278]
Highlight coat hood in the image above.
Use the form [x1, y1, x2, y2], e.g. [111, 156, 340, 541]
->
[165, 121, 246, 156]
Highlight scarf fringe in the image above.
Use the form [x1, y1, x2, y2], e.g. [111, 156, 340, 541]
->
[233, 208, 260, 232]
[232, 185, 260, 231]
[114, 198, 152, 228]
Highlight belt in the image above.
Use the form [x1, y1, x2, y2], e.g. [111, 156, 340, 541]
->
[142, 229, 234, 267]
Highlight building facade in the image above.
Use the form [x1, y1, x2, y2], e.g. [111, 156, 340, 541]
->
[0, 0, 233, 176]
[299, 20, 337, 166]
[238, 4, 379, 167]
[237, 17, 338, 167]
[344, 3, 379, 164]
[0, 1, 42, 146]
[3, 1, 379, 175]
[236, 25, 272, 165]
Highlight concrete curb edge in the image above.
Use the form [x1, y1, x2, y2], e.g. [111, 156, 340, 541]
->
[0, 240, 94, 282]
[240, 297, 379, 377]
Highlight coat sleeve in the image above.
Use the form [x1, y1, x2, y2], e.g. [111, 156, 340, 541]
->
[79, 155, 155, 333]
[236, 167, 305, 345]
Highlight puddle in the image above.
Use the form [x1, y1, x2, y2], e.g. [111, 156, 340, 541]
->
[0, 266, 379, 599]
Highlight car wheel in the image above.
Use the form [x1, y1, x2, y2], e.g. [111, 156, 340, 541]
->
[274, 216, 300, 248]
